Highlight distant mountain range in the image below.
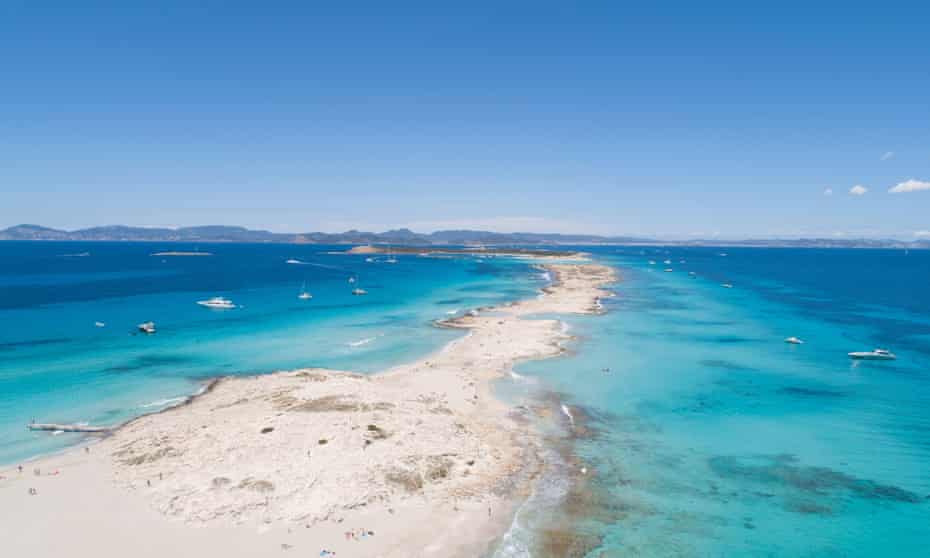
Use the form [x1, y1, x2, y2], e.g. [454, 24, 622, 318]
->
[1, 224, 927, 249]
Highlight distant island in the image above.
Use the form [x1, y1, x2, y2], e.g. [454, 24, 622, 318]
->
[1, 223, 927, 249]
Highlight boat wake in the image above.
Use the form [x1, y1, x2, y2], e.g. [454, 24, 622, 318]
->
[347, 335, 381, 347]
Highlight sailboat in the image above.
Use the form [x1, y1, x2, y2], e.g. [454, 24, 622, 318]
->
[298, 281, 312, 300]
[385, 248, 398, 264]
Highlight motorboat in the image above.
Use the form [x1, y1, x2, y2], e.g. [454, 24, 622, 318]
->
[351, 288, 368, 296]
[298, 282, 312, 300]
[94, 321, 106, 328]
[848, 348, 896, 360]
[285, 259, 304, 265]
[348, 276, 356, 283]
[784, 336, 804, 344]
[138, 321, 156, 334]
[663, 268, 673, 272]
[648, 260, 656, 265]
[197, 297, 236, 309]
[663, 260, 672, 264]
[721, 283, 734, 289]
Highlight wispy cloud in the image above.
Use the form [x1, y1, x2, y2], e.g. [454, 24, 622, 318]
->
[880, 151, 895, 161]
[889, 179, 930, 193]
[823, 188, 833, 196]
[914, 230, 930, 238]
[849, 185, 868, 196]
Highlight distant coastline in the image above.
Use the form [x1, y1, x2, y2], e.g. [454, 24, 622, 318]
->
[1, 223, 927, 249]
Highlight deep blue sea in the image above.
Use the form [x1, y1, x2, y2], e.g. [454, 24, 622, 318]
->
[502, 247, 930, 557]
[2, 243, 928, 556]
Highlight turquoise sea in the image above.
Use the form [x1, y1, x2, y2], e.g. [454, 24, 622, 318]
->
[500, 247, 930, 557]
[0, 242, 543, 465]
[2, 243, 929, 556]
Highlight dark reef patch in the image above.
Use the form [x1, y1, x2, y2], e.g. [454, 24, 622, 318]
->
[0, 337, 72, 351]
[778, 386, 845, 399]
[104, 353, 193, 373]
[700, 359, 757, 372]
[709, 454, 923, 505]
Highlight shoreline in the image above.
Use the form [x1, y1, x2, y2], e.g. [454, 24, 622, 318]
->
[0, 261, 616, 558]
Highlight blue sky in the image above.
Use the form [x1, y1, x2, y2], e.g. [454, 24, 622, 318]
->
[2, 1, 928, 239]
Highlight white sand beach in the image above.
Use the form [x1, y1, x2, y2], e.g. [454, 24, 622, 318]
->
[0, 263, 615, 558]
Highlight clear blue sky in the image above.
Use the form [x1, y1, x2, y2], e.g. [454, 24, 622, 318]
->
[2, 1, 928, 239]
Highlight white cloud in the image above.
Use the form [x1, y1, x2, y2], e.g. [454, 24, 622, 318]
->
[880, 151, 895, 161]
[849, 185, 868, 196]
[823, 188, 833, 196]
[889, 179, 930, 194]
[914, 230, 930, 238]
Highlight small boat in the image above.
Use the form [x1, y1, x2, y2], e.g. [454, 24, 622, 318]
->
[663, 268, 673, 272]
[719, 252, 728, 257]
[688, 271, 696, 276]
[721, 283, 734, 289]
[348, 276, 356, 284]
[351, 288, 368, 296]
[365, 257, 376, 263]
[298, 282, 312, 300]
[848, 348, 896, 360]
[385, 257, 398, 264]
[197, 297, 236, 309]
[285, 258, 304, 265]
[138, 321, 156, 334]
[648, 260, 656, 265]
[94, 321, 106, 328]
[784, 336, 804, 345]
[663, 260, 672, 265]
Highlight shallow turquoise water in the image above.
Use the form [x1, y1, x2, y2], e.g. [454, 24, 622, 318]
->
[506, 247, 930, 556]
[0, 242, 543, 465]
[4, 243, 928, 555]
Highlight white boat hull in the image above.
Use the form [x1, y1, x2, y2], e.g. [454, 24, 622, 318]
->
[848, 352, 896, 360]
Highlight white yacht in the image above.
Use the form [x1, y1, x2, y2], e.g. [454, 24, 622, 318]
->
[285, 258, 303, 265]
[848, 348, 896, 361]
[197, 297, 236, 309]
[138, 321, 156, 334]
[784, 336, 804, 345]
[351, 287, 368, 296]
[663, 268, 674, 272]
[663, 259, 672, 265]
[94, 321, 106, 328]
[721, 283, 734, 289]
[648, 260, 656, 265]
[298, 282, 312, 300]
[348, 276, 356, 284]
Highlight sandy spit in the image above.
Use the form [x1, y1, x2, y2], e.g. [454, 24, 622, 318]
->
[0, 262, 615, 558]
